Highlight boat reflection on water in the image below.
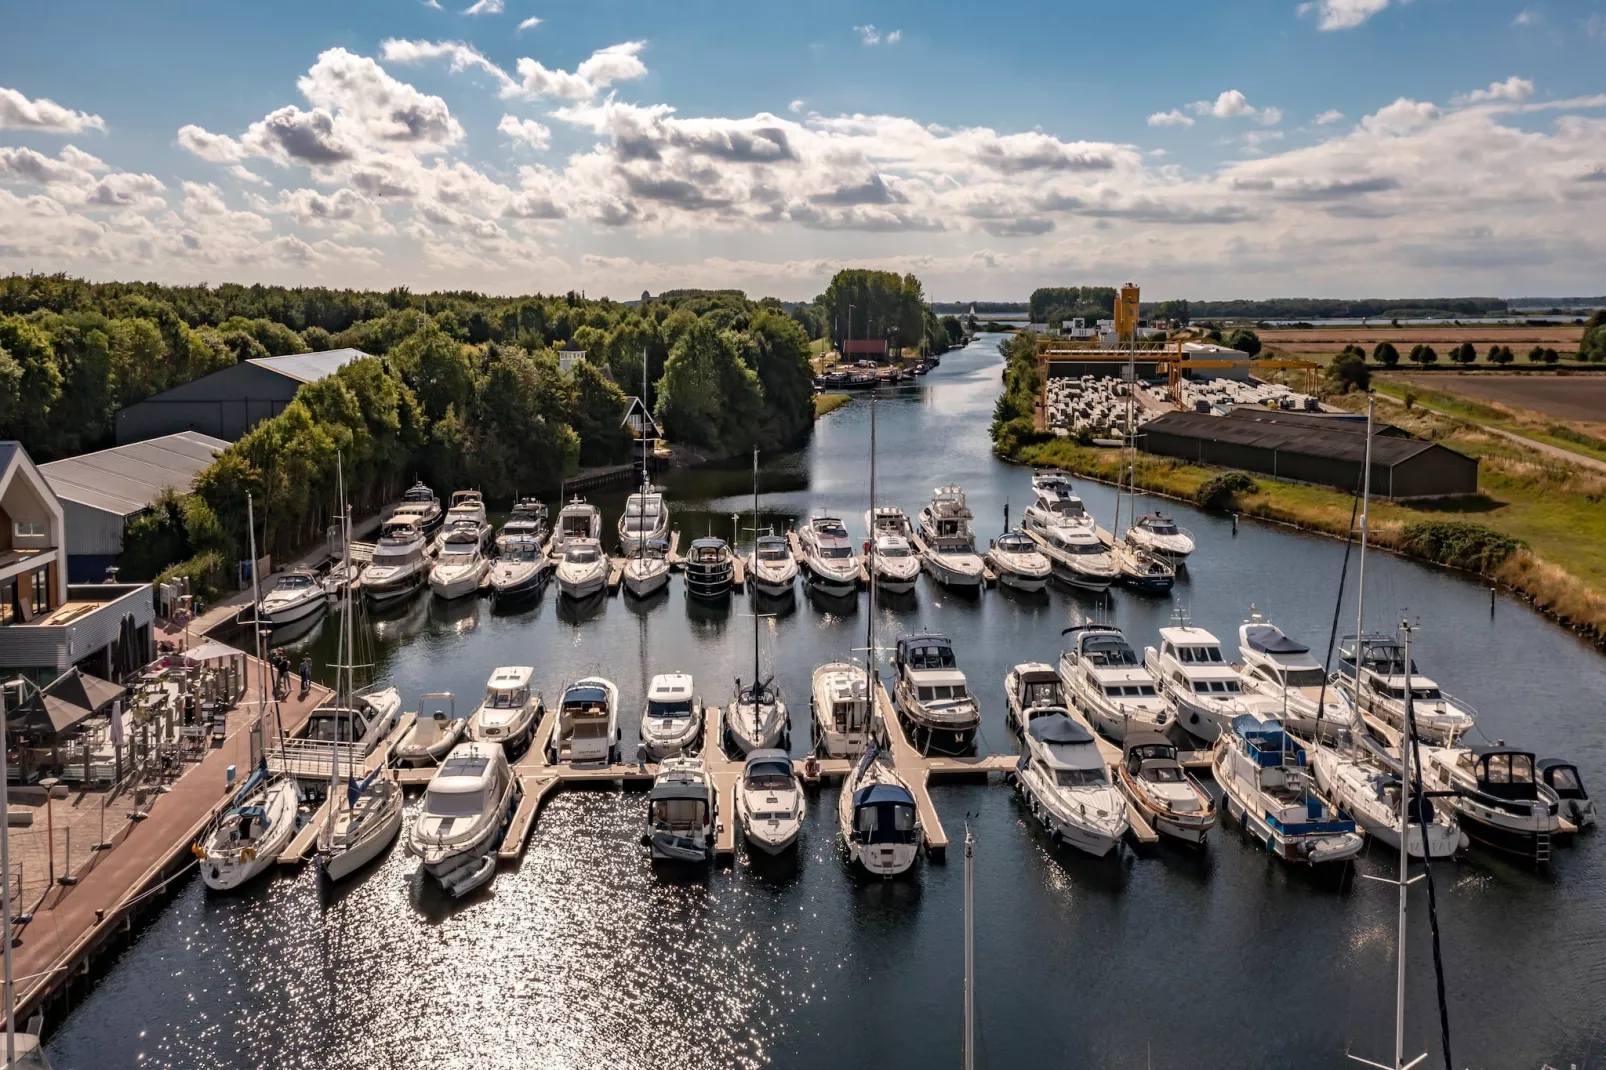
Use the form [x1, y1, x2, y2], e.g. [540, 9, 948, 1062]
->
[369, 589, 431, 641]
[268, 609, 328, 649]
[805, 585, 858, 618]
[429, 591, 482, 635]
[622, 583, 671, 617]
[749, 588, 799, 621]
[557, 588, 608, 625]
[684, 590, 732, 632]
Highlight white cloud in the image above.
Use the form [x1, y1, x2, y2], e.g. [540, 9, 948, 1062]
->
[229, 164, 271, 185]
[379, 39, 518, 95]
[0, 87, 107, 134]
[517, 16, 542, 32]
[1297, 0, 1393, 31]
[1512, 7, 1542, 26]
[1585, 12, 1606, 37]
[386, 37, 646, 101]
[575, 42, 648, 86]
[177, 123, 246, 162]
[463, 0, 503, 13]
[498, 113, 551, 149]
[886, 30, 902, 44]
[1454, 77, 1534, 106]
[1314, 109, 1346, 125]
[789, 99, 805, 114]
[1147, 109, 1194, 127]
[423, 0, 441, 8]
[1189, 90, 1282, 126]
[854, 25, 881, 45]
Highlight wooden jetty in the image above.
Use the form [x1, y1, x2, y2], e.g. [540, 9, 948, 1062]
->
[606, 558, 625, 594]
[731, 555, 746, 592]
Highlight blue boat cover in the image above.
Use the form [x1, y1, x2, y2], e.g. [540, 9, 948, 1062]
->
[1028, 714, 1093, 745]
[854, 783, 915, 807]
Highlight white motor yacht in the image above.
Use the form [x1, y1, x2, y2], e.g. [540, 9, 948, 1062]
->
[196, 759, 300, 891]
[811, 661, 870, 759]
[551, 677, 621, 764]
[1057, 625, 1172, 742]
[747, 534, 799, 596]
[891, 633, 980, 755]
[644, 756, 717, 863]
[1117, 732, 1216, 844]
[1003, 662, 1068, 734]
[1146, 624, 1278, 745]
[623, 539, 671, 598]
[737, 749, 805, 855]
[394, 480, 444, 539]
[394, 692, 467, 767]
[863, 507, 921, 592]
[407, 742, 519, 897]
[429, 526, 490, 599]
[1420, 743, 1562, 863]
[684, 536, 736, 599]
[1311, 742, 1463, 858]
[1126, 511, 1196, 561]
[1335, 633, 1477, 745]
[361, 515, 431, 603]
[838, 744, 921, 877]
[489, 536, 549, 602]
[299, 687, 404, 763]
[555, 537, 608, 600]
[1021, 486, 1116, 590]
[496, 497, 549, 550]
[1014, 711, 1129, 857]
[467, 665, 543, 751]
[798, 515, 860, 595]
[984, 530, 1051, 592]
[1031, 467, 1074, 495]
[553, 496, 602, 552]
[916, 486, 985, 588]
[1213, 714, 1364, 865]
[729, 676, 788, 755]
[1236, 609, 1355, 737]
[618, 483, 670, 554]
[257, 569, 326, 626]
[445, 489, 487, 531]
[639, 672, 702, 760]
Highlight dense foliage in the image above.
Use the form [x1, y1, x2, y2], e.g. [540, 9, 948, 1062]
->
[1028, 287, 1118, 326]
[1194, 472, 1259, 510]
[1399, 521, 1522, 574]
[817, 269, 951, 356]
[1581, 310, 1606, 362]
[989, 332, 1049, 455]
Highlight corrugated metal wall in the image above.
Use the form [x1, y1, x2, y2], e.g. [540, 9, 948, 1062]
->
[1140, 429, 1473, 499]
[115, 363, 298, 444]
[61, 499, 126, 557]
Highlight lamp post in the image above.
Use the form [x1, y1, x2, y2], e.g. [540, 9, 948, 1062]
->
[39, 777, 58, 888]
[2, 681, 14, 1067]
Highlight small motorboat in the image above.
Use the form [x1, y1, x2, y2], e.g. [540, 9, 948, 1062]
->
[623, 539, 671, 598]
[1003, 662, 1067, 734]
[737, 749, 805, 855]
[394, 692, 467, 767]
[684, 536, 735, 599]
[551, 677, 621, 764]
[555, 538, 608, 600]
[257, 569, 326, 626]
[195, 760, 300, 891]
[496, 497, 549, 549]
[407, 742, 519, 897]
[984, 530, 1051, 592]
[467, 665, 542, 751]
[892, 633, 980, 755]
[1114, 541, 1175, 593]
[1126, 511, 1196, 561]
[811, 661, 871, 759]
[644, 756, 717, 863]
[916, 486, 985, 589]
[488, 536, 548, 602]
[747, 534, 799, 596]
[1213, 714, 1363, 865]
[1420, 743, 1562, 863]
[1539, 759, 1595, 829]
[429, 525, 490, 599]
[1014, 712, 1129, 857]
[639, 672, 702, 760]
[1116, 732, 1216, 845]
[838, 743, 920, 877]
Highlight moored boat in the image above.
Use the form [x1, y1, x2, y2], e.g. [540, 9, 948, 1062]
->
[639, 672, 702, 760]
[394, 692, 467, 767]
[838, 742, 920, 876]
[916, 486, 985, 589]
[257, 569, 326, 626]
[1057, 624, 1171, 743]
[811, 660, 870, 759]
[551, 677, 621, 764]
[891, 632, 980, 755]
[407, 742, 519, 897]
[797, 515, 859, 595]
[1014, 712, 1129, 857]
[466, 665, 543, 751]
[195, 759, 300, 891]
[684, 536, 735, 599]
[737, 749, 805, 855]
[984, 530, 1050, 592]
[1117, 732, 1216, 844]
[1420, 742, 1561, 863]
[1213, 714, 1363, 865]
[644, 756, 717, 863]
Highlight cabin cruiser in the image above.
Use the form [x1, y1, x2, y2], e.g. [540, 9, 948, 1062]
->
[864, 507, 921, 592]
[408, 742, 519, 898]
[1032, 468, 1074, 495]
[1236, 609, 1354, 736]
[1213, 714, 1363, 865]
[1146, 625, 1276, 744]
[623, 539, 671, 598]
[729, 676, 788, 755]
[1003, 662, 1068, 734]
[639, 672, 702, 760]
[196, 759, 300, 891]
[684, 536, 735, 599]
[737, 750, 805, 855]
[488, 536, 548, 601]
[1311, 742, 1463, 858]
[394, 692, 467, 767]
[496, 497, 549, 550]
[1021, 487, 1116, 590]
[644, 756, 717, 863]
[551, 677, 621, 764]
[1114, 541, 1175, 593]
[916, 486, 986, 588]
[394, 480, 444, 538]
[838, 744, 920, 876]
[1014, 712, 1129, 857]
[318, 765, 404, 882]
[299, 686, 403, 760]
[1117, 733, 1216, 844]
[1335, 633, 1477, 744]
[618, 483, 670, 554]
[553, 496, 602, 552]
[1420, 743, 1562, 862]
[445, 489, 488, 531]
[811, 661, 870, 758]
[429, 525, 491, 599]
[1539, 759, 1595, 829]
[1057, 625, 1171, 742]
[1125, 511, 1196, 561]
[892, 633, 981, 755]
[555, 537, 608, 600]
[747, 534, 799, 596]
[798, 515, 859, 595]
[257, 569, 326, 626]
[984, 530, 1051, 592]
[467, 665, 542, 751]
[362, 515, 431, 603]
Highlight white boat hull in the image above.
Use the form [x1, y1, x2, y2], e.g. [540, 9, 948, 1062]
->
[259, 591, 326, 626]
[557, 568, 606, 599]
[623, 563, 670, 598]
[199, 779, 299, 891]
[319, 788, 404, 882]
[922, 551, 984, 588]
[431, 564, 487, 600]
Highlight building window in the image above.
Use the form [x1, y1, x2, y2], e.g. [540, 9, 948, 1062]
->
[0, 580, 14, 626]
[30, 566, 49, 616]
[13, 521, 45, 538]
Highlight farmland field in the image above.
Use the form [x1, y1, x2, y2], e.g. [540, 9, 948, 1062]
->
[1261, 324, 1585, 362]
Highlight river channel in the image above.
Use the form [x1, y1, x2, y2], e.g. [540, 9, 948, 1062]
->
[46, 335, 1605, 1069]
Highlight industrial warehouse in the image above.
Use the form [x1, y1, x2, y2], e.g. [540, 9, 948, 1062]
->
[1138, 407, 1480, 499]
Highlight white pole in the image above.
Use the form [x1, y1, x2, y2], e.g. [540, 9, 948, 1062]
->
[1395, 621, 1413, 1069]
[963, 823, 975, 1070]
[1355, 400, 1374, 664]
[2, 684, 13, 1067]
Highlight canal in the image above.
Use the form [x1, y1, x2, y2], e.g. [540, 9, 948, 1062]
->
[47, 335, 1606, 1069]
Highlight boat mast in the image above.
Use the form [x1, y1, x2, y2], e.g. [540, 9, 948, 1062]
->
[331, 454, 347, 806]
[753, 448, 761, 694]
[246, 492, 271, 764]
[1394, 621, 1415, 1070]
[638, 347, 649, 561]
[963, 823, 976, 1070]
[1355, 398, 1374, 661]
[863, 389, 878, 723]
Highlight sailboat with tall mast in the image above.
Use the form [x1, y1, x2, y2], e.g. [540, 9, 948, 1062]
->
[728, 554, 787, 753]
[623, 350, 671, 597]
[746, 447, 799, 596]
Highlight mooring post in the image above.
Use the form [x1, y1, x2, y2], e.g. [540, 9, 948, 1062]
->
[1490, 585, 1496, 616]
[1231, 513, 1239, 536]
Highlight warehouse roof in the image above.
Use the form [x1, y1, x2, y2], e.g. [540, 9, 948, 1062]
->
[1225, 406, 1411, 438]
[40, 432, 228, 517]
[1140, 411, 1464, 467]
[245, 348, 366, 383]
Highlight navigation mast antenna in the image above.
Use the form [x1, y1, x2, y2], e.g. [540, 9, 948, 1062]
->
[1355, 398, 1375, 657]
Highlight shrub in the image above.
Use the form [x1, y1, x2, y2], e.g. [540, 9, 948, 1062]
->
[1373, 341, 1400, 367]
[994, 416, 1048, 456]
[1398, 521, 1522, 574]
[1194, 471, 1259, 510]
[1327, 349, 1371, 393]
[1527, 345, 1545, 363]
[155, 550, 228, 600]
[1544, 347, 1559, 364]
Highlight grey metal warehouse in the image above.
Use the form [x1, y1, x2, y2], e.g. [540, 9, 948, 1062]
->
[1138, 409, 1479, 499]
[39, 432, 229, 581]
[114, 348, 368, 444]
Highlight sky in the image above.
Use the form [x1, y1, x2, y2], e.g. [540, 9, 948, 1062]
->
[1, 0, 1604, 302]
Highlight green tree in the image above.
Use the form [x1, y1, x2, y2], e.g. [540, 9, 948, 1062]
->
[1225, 327, 1262, 357]
[390, 320, 477, 422]
[302, 325, 334, 351]
[1373, 341, 1400, 367]
[1544, 347, 1559, 364]
[568, 359, 631, 466]
[1453, 342, 1477, 365]
[1328, 349, 1371, 393]
[742, 308, 815, 447]
[1491, 345, 1514, 366]
[1419, 345, 1438, 365]
[1528, 345, 1546, 362]
[0, 315, 63, 444]
[655, 318, 763, 455]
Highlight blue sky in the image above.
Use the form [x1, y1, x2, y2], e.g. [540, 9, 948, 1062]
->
[2, 0, 1604, 300]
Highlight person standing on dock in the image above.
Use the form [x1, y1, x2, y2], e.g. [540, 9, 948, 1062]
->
[299, 655, 312, 694]
[274, 649, 290, 697]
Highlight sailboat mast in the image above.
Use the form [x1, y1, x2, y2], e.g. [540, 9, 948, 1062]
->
[863, 389, 877, 711]
[963, 823, 976, 1070]
[246, 492, 270, 760]
[753, 450, 761, 690]
[1394, 620, 1414, 1070]
[1355, 399, 1374, 654]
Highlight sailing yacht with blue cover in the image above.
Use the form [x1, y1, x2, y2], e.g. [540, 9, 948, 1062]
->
[195, 758, 300, 891]
[1213, 714, 1364, 865]
[837, 742, 921, 876]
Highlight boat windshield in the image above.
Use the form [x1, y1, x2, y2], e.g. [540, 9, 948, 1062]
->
[1175, 645, 1224, 664]
[997, 534, 1034, 552]
[1104, 683, 1157, 697]
[1191, 680, 1242, 694]
[486, 688, 526, 708]
[1082, 636, 1139, 666]
[424, 789, 486, 817]
[745, 763, 792, 789]
[1062, 541, 1105, 555]
[648, 699, 693, 719]
[855, 801, 917, 843]
[502, 546, 540, 563]
[1281, 666, 1328, 687]
[274, 574, 315, 590]
[1143, 517, 1179, 535]
[757, 544, 789, 561]
[1049, 498, 1085, 516]
[561, 515, 592, 536]
[439, 545, 476, 560]
[916, 685, 969, 702]
[1021, 680, 1061, 707]
[1141, 764, 1184, 784]
[1484, 753, 1535, 784]
[371, 543, 418, 564]
[566, 547, 600, 564]
[651, 799, 707, 829]
[1549, 767, 1582, 792]
[878, 545, 912, 558]
[1054, 767, 1107, 788]
[902, 642, 956, 670]
[819, 545, 853, 559]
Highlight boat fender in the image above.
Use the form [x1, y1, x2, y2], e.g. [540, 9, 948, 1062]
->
[242, 847, 257, 863]
[1003, 772, 1017, 788]
[640, 834, 651, 848]
[1050, 829, 1062, 846]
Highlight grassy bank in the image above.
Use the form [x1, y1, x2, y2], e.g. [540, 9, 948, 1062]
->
[814, 392, 851, 418]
